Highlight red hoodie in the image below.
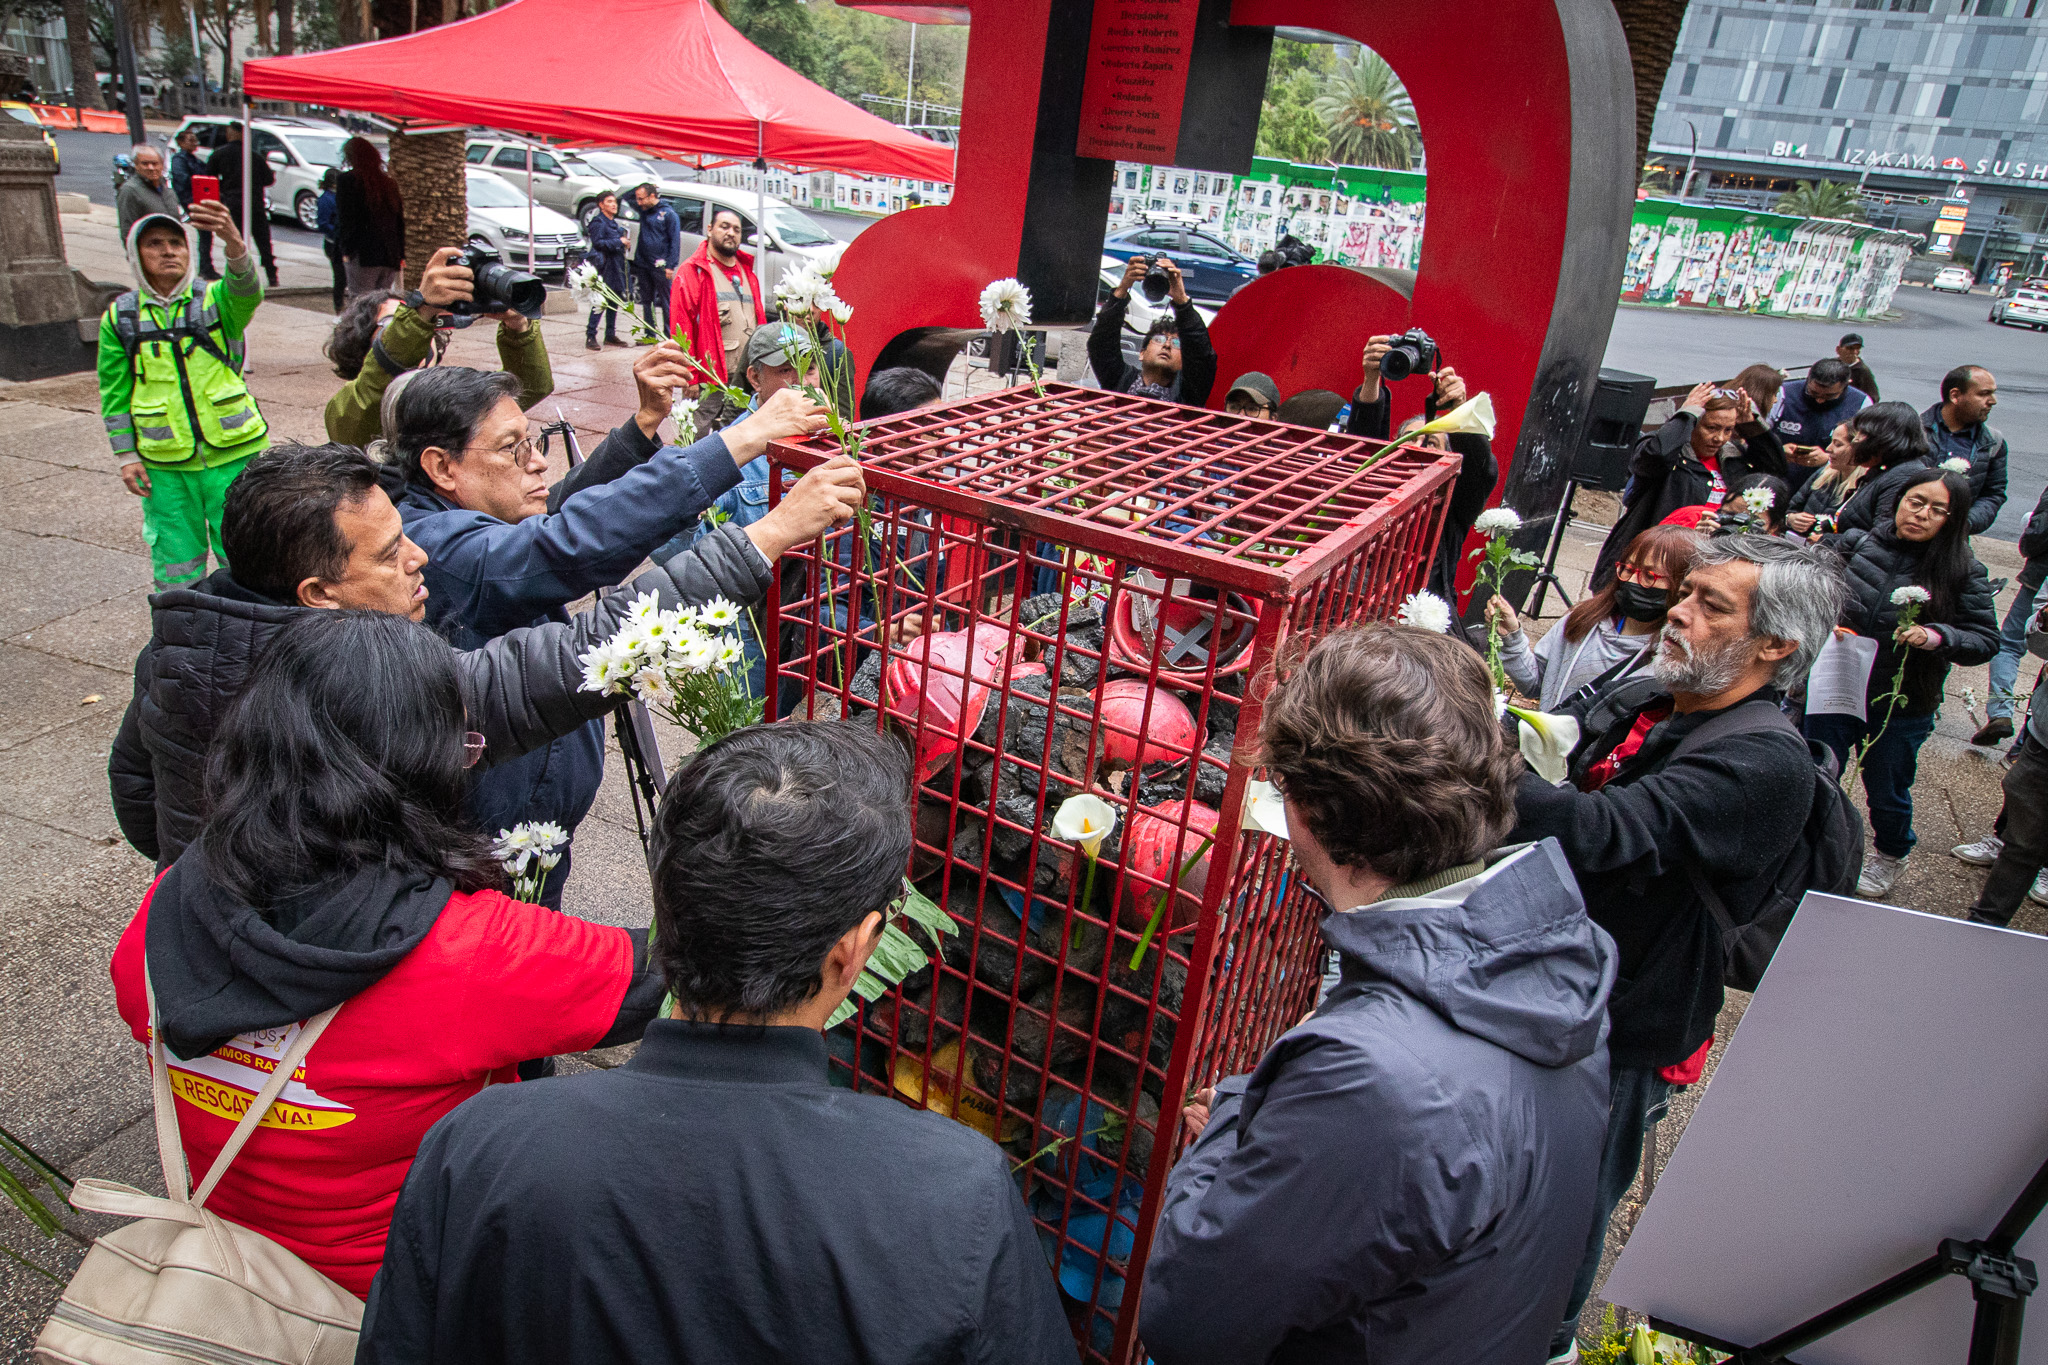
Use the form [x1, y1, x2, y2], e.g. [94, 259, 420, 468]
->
[668, 241, 764, 383]
[110, 878, 631, 1298]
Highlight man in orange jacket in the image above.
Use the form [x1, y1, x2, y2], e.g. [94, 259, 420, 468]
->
[670, 207, 766, 437]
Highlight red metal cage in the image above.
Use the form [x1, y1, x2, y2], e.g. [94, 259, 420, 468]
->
[764, 382, 1457, 1362]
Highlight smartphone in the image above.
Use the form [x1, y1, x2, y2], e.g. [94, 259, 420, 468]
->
[191, 174, 220, 203]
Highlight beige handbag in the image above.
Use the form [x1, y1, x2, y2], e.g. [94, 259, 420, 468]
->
[33, 966, 362, 1364]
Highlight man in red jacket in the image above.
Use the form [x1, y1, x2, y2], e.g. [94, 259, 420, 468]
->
[670, 207, 765, 436]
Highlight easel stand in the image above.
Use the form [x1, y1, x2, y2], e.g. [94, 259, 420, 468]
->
[1524, 480, 1583, 620]
[1658, 1150, 2048, 1365]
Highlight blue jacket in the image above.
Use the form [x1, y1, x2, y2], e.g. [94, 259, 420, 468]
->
[315, 190, 338, 240]
[634, 201, 682, 272]
[1919, 401, 2010, 533]
[586, 210, 629, 289]
[396, 421, 746, 842]
[1769, 380, 1868, 449]
[1140, 842, 1615, 1365]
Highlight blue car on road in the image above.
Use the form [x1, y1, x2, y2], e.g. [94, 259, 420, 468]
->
[1101, 221, 1259, 305]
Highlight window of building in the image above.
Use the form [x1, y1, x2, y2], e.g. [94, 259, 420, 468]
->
[1822, 73, 1842, 107]
[1938, 83, 1961, 116]
[1681, 63, 1699, 95]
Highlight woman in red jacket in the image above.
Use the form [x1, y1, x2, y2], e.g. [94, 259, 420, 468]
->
[110, 609, 663, 1299]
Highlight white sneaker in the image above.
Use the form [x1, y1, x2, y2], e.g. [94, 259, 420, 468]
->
[1547, 1343, 1579, 1365]
[2030, 871, 2048, 907]
[1858, 851, 1907, 899]
[1953, 835, 2006, 867]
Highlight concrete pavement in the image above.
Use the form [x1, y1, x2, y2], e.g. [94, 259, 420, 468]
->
[0, 208, 2037, 1356]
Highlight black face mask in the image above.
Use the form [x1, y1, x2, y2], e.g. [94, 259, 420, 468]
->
[1614, 582, 1668, 623]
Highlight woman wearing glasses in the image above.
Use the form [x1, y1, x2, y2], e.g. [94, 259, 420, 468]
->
[1490, 523, 1705, 711]
[109, 610, 665, 1303]
[1813, 467, 1997, 898]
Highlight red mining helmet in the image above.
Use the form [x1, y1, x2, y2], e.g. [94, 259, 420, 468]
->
[1095, 678, 1198, 770]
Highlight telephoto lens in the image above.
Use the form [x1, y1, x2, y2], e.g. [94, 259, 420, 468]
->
[1141, 255, 1173, 304]
[450, 245, 547, 319]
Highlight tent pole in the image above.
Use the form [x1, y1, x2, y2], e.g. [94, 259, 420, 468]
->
[525, 143, 535, 274]
[241, 97, 253, 265]
[755, 120, 765, 269]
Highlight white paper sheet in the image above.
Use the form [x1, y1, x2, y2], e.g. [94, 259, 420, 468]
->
[1804, 631, 1879, 719]
[1601, 895, 2048, 1365]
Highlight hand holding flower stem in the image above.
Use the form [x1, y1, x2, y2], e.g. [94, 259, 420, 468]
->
[1846, 586, 1929, 788]
[1469, 507, 1537, 694]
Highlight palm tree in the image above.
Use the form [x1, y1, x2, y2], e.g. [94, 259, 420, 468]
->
[61, 0, 103, 107]
[1312, 46, 1418, 171]
[1775, 179, 1865, 221]
[1612, 0, 1689, 170]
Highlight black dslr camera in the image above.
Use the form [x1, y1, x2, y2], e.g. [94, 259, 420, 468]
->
[1134, 253, 1175, 304]
[448, 245, 546, 320]
[1380, 328, 1440, 382]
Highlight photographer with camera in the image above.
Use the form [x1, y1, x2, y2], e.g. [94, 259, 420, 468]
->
[1088, 253, 1217, 405]
[323, 245, 554, 449]
[1592, 382, 1781, 586]
[1346, 334, 1499, 601]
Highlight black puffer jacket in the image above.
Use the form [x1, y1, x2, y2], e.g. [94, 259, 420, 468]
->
[108, 525, 769, 867]
[1593, 410, 1786, 584]
[1831, 456, 1936, 537]
[1828, 523, 1997, 716]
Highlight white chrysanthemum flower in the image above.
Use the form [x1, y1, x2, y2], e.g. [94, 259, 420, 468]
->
[978, 278, 1033, 333]
[1397, 590, 1455, 634]
[1891, 585, 1932, 606]
[1941, 457, 1972, 474]
[630, 666, 671, 705]
[775, 265, 828, 318]
[567, 262, 600, 313]
[671, 394, 700, 431]
[699, 598, 741, 628]
[716, 639, 745, 669]
[678, 636, 721, 672]
[813, 243, 846, 278]
[1743, 485, 1776, 514]
[815, 286, 852, 326]
[1473, 507, 1523, 538]
[627, 591, 661, 623]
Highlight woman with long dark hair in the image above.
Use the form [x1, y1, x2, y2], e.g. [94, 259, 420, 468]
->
[1493, 523, 1703, 710]
[1811, 467, 1996, 897]
[108, 611, 663, 1301]
[1829, 400, 1936, 535]
[336, 135, 406, 300]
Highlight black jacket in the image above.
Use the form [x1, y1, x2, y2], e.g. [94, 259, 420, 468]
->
[1827, 523, 1998, 715]
[1140, 843, 1613, 1364]
[1343, 388, 1500, 601]
[1593, 410, 1786, 584]
[334, 170, 406, 268]
[2019, 483, 2048, 563]
[358, 1021, 1077, 1365]
[1510, 689, 1814, 1069]
[1919, 402, 2009, 533]
[107, 525, 767, 868]
[1831, 456, 1937, 538]
[205, 139, 273, 201]
[1086, 293, 1218, 407]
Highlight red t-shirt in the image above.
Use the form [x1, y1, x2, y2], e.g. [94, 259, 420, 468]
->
[110, 881, 631, 1298]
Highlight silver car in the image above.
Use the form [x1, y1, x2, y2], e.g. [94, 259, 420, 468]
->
[618, 179, 842, 307]
[465, 137, 616, 227]
[465, 168, 587, 278]
[171, 114, 353, 230]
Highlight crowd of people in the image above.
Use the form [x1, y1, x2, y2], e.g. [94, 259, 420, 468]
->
[75, 181, 2040, 1364]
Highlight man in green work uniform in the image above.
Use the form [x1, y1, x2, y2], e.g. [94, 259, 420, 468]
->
[322, 245, 555, 449]
[100, 200, 268, 590]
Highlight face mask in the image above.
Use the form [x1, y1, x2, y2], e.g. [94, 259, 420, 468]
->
[1614, 582, 1668, 623]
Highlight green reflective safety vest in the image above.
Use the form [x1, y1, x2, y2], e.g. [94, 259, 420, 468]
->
[99, 275, 268, 469]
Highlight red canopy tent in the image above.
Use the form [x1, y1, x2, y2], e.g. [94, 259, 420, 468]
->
[241, 0, 955, 183]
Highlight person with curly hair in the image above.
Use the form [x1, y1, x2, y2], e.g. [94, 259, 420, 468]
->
[1140, 623, 1617, 1365]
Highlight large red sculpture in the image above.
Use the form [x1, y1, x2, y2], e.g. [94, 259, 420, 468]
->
[833, 0, 1635, 586]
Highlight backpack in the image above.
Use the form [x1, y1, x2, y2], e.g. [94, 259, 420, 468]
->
[109, 290, 240, 373]
[33, 965, 361, 1364]
[1669, 701, 1865, 992]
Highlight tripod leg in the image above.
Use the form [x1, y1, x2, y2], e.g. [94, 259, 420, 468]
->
[1529, 480, 1580, 620]
[1968, 1290, 2025, 1365]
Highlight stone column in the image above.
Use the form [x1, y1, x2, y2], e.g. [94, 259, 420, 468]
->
[0, 104, 93, 380]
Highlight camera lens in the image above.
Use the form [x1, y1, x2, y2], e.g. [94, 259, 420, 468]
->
[1141, 256, 1172, 304]
[1381, 339, 1420, 381]
[474, 258, 546, 319]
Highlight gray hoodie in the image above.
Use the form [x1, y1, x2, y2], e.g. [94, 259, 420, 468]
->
[1140, 840, 1616, 1364]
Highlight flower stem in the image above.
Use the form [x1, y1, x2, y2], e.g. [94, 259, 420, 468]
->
[1072, 854, 1098, 952]
[1129, 834, 1213, 970]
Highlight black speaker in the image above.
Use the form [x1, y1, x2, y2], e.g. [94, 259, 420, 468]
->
[990, 328, 1046, 378]
[1570, 367, 1656, 493]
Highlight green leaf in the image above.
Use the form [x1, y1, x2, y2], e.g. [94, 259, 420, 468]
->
[0, 1126, 70, 1194]
[822, 881, 957, 1031]
[0, 1242, 63, 1284]
[0, 1161, 64, 1240]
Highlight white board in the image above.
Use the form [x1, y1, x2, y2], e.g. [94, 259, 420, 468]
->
[1601, 893, 2048, 1364]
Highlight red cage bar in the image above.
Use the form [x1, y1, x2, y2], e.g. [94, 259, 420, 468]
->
[764, 382, 1457, 1362]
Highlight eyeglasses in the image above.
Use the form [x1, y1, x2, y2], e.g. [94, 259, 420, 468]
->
[462, 432, 540, 464]
[1614, 562, 1671, 588]
[461, 731, 486, 768]
[1901, 494, 1950, 518]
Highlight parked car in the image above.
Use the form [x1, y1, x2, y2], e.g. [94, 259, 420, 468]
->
[466, 136, 614, 227]
[1991, 286, 2048, 330]
[465, 166, 586, 277]
[1, 102, 57, 167]
[172, 114, 353, 229]
[573, 150, 662, 186]
[1930, 265, 1976, 293]
[1097, 255, 1219, 373]
[1102, 220, 1258, 304]
[617, 179, 842, 309]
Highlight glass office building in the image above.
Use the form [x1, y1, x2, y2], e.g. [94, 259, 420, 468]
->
[1649, 1, 2048, 272]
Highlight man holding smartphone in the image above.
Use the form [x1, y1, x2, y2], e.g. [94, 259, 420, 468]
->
[98, 201, 269, 589]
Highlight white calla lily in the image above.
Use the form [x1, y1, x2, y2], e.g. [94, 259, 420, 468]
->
[1506, 705, 1581, 786]
[1241, 780, 1290, 840]
[1411, 391, 1496, 441]
[1052, 793, 1118, 859]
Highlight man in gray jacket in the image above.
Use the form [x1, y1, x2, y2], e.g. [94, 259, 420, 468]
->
[108, 438, 853, 867]
[116, 143, 184, 241]
[1139, 622, 1616, 1365]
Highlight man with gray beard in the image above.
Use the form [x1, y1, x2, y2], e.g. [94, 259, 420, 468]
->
[1508, 534, 1845, 1363]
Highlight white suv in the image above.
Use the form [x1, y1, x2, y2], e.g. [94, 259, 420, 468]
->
[465, 136, 616, 227]
[618, 179, 842, 307]
[171, 115, 354, 230]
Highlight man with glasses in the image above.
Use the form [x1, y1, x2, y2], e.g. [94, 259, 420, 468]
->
[1087, 254, 1217, 405]
[1222, 371, 1280, 419]
[388, 362, 866, 909]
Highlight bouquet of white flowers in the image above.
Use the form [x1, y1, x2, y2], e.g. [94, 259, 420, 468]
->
[578, 591, 761, 742]
[493, 820, 569, 904]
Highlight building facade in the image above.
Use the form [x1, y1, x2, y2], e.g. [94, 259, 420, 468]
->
[1650, 0, 2048, 272]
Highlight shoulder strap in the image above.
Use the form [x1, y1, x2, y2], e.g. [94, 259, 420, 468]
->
[1668, 696, 1799, 766]
[111, 292, 143, 358]
[143, 956, 341, 1211]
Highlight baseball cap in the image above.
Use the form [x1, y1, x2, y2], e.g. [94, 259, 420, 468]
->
[1225, 371, 1281, 410]
[1838, 332, 1864, 347]
[745, 322, 803, 368]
